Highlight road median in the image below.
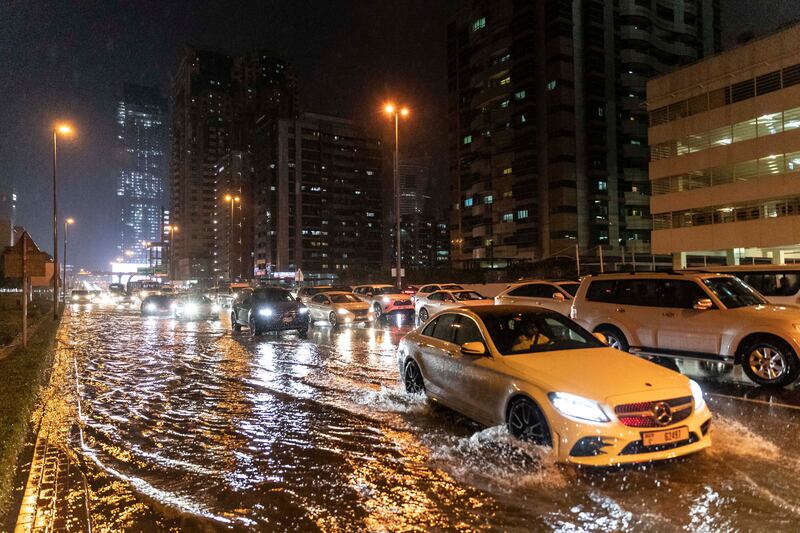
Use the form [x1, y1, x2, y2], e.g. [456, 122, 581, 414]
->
[0, 315, 60, 520]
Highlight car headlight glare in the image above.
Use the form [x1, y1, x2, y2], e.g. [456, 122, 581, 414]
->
[298, 307, 309, 314]
[145, 303, 157, 312]
[382, 296, 391, 303]
[211, 304, 220, 312]
[337, 308, 349, 315]
[689, 379, 706, 410]
[184, 303, 199, 314]
[548, 392, 609, 423]
[258, 308, 273, 317]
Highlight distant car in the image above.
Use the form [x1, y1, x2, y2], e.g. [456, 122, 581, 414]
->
[173, 295, 220, 320]
[415, 289, 493, 321]
[294, 285, 334, 304]
[397, 306, 712, 466]
[70, 289, 92, 305]
[140, 295, 177, 316]
[494, 280, 580, 316]
[231, 287, 309, 337]
[306, 291, 375, 327]
[352, 284, 414, 318]
[413, 283, 465, 304]
[403, 285, 420, 297]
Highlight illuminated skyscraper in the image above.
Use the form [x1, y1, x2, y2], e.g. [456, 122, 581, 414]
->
[116, 83, 167, 263]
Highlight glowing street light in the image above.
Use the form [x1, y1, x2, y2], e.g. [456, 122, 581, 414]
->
[52, 121, 75, 318]
[383, 102, 410, 289]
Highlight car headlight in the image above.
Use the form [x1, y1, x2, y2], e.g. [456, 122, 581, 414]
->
[72, 296, 78, 301]
[548, 392, 609, 423]
[689, 379, 706, 410]
[337, 308, 349, 315]
[298, 307, 308, 314]
[258, 308, 273, 317]
[184, 303, 199, 314]
[145, 303, 157, 312]
[382, 296, 391, 303]
[211, 304, 220, 312]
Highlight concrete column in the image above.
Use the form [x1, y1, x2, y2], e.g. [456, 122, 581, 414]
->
[725, 249, 739, 266]
[672, 252, 687, 270]
[772, 249, 787, 265]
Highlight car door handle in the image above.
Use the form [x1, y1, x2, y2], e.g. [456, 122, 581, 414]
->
[662, 311, 675, 318]
[615, 307, 625, 313]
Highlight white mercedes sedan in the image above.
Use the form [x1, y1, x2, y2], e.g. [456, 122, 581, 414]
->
[396, 305, 712, 466]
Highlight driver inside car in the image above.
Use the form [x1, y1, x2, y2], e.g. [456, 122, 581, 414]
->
[511, 320, 551, 352]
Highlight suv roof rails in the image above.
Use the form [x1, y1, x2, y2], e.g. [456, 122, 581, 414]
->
[588, 270, 687, 277]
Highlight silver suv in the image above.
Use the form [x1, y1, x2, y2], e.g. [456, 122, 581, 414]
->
[570, 272, 800, 387]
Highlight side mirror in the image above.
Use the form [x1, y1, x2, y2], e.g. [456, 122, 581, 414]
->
[461, 341, 486, 356]
[552, 292, 566, 302]
[366, 292, 373, 298]
[593, 332, 608, 344]
[693, 298, 713, 310]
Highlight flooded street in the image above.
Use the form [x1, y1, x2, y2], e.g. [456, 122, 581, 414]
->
[45, 306, 800, 531]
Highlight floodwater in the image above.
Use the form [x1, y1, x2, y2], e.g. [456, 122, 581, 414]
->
[49, 305, 800, 531]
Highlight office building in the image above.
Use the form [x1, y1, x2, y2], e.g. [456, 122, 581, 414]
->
[116, 83, 167, 264]
[214, 152, 254, 280]
[448, 0, 720, 266]
[169, 47, 297, 280]
[398, 158, 432, 217]
[398, 216, 451, 270]
[648, 23, 800, 266]
[252, 113, 383, 278]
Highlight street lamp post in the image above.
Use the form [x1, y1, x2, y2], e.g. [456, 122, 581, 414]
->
[224, 194, 241, 281]
[52, 123, 73, 319]
[384, 103, 409, 289]
[62, 218, 74, 303]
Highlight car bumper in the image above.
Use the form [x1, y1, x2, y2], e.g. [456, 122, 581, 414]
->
[336, 310, 375, 324]
[254, 314, 309, 331]
[382, 302, 414, 313]
[554, 409, 712, 467]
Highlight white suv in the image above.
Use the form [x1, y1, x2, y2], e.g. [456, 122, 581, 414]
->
[571, 272, 800, 387]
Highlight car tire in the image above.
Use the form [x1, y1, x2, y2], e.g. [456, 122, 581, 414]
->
[419, 308, 429, 322]
[231, 313, 241, 332]
[506, 397, 552, 446]
[403, 360, 425, 394]
[740, 336, 800, 387]
[297, 325, 308, 338]
[699, 360, 733, 377]
[329, 311, 339, 328]
[249, 317, 260, 337]
[595, 326, 629, 352]
[373, 303, 382, 320]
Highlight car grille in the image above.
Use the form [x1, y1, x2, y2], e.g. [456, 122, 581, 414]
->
[614, 396, 693, 428]
[353, 310, 369, 318]
[393, 300, 411, 306]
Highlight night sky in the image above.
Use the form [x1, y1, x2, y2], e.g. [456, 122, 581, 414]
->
[1, 0, 799, 270]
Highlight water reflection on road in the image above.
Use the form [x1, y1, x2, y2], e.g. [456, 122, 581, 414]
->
[58, 307, 800, 531]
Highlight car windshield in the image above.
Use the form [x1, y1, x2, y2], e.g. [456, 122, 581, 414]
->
[442, 284, 464, 291]
[254, 290, 294, 303]
[183, 295, 211, 303]
[374, 287, 399, 295]
[480, 311, 603, 355]
[148, 295, 173, 304]
[330, 294, 360, 303]
[703, 277, 767, 308]
[558, 282, 580, 296]
[72, 290, 89, 295]
[452, 291, 485, 301]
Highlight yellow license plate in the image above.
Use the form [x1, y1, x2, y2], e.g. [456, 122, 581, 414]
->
[641, 426, 689, 447]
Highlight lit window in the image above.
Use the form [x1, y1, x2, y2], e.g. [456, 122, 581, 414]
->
[547, 80, 557, 91]
[484, 195, 493, 204]
[499, 76, 511, 86]
[597, 107, 604, 117]
[366, 212, 375, 218]
[463, 135, 473, 144]
[517, 209, 529, 219]
[598, 181, 607, 191]
[520, 114, 527, 124]
[464, 197, 474, 207]
[471, 17, 486, 31]
[500, 53, 511, 63]
[503, 190, 513, 198]
[502, 213, 513, 222]
[515, 90, 526, 100]
[502, 167, 512, 175]
[500, 100, 510, 108]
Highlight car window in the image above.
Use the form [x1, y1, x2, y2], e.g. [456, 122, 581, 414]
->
[739, 271, 800, 297]
[558, 282, 580, 296]
[419, 286, 436, 293]
[482, 311, 603, 355]
[452, 291, 485, 301]
[253, 290, 294, 303]
[615, 279, 660, 306]
[508, 283, 552, 298]
[311, 294, 327, 304]
[330, 294, 359, 303]
[442, 284, 464, 291]
[703, 277, 767, 308]
[421, 317, 438, 336]
[585, 280, 617, 303]
[658, 280, 711, 309]
[428, 292, 444, 301]
[431, 314, 458, 342]
[375, 287, 398, 295]
[453, 316, 484, 345]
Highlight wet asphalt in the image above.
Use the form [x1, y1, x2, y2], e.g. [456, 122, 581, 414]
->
[47, 304, 800, 531]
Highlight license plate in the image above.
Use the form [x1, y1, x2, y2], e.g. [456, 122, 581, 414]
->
[641, 426, 689, 447]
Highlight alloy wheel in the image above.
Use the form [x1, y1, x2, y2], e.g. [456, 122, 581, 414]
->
[373, 303, 382, 319]
[748, 346, 788, 381]
[507, 399, 551, 446]
[404, 361, 424, 394]
[419, 308, 429, 322]
[249, 317, 259, 337]
[329, 311, 338, 328]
